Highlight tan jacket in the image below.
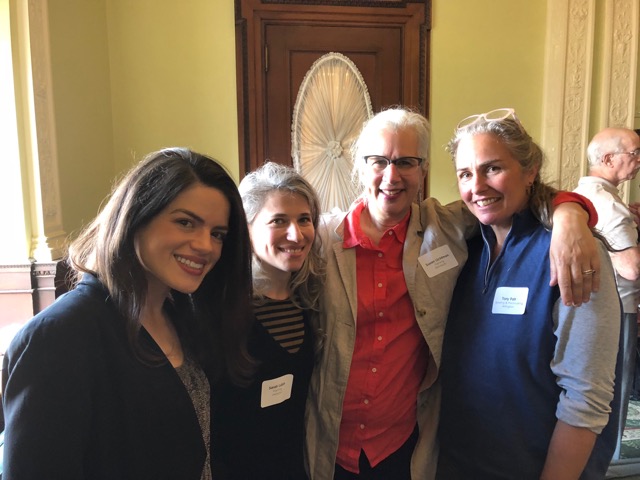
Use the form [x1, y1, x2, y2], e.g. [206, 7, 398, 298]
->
[305, 199, 476, 480]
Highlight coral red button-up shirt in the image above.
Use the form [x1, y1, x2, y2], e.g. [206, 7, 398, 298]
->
[336, 201, 429, 473]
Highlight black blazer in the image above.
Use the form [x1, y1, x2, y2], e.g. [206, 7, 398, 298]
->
[1, 274, 207, 480]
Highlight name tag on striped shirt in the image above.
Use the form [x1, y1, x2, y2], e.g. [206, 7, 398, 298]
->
[261, 374, 294, 408]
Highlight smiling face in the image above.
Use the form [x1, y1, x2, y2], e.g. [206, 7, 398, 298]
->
[361, 127, 425, 228]
[134, 182, 230, 302]
[249, 191, 315, 281]
[455, 132, 537, 243]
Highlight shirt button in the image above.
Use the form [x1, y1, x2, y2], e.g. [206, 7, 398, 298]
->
[378, 253, 383, 258]
[377, 283, 383, 288]
[388, 231, 393, 236]
[360, 424, 365, 429]
[372, 367, 377, 373]
[363, 399, 369, 405]
[377, 336, 382, 341]
[378, 312, 384, 317]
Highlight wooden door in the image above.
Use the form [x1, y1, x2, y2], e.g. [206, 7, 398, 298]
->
[266, 24, 403, 166]
[236, 0, 431, 174]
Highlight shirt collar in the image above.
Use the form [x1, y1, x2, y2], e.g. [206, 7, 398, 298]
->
[479, 208, 538, 245]
[579, 176, 620, 194]
[343, 198, 411, 248]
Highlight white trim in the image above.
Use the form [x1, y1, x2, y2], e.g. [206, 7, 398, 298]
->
[21, 0, 65, 261]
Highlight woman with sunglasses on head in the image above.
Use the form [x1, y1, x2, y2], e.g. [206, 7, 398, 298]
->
[436, 110, 622, 479]
[1, 148, 253, 480]
[212, 162, 325, 480]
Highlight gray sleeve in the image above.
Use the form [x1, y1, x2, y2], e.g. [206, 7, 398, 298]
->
[551, 241, 621, 434]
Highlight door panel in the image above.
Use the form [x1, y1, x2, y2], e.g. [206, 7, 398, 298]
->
[236, 0, 431, 176]
[265, 24, 402, 165]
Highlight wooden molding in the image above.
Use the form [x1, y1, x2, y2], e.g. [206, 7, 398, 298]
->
[0, 260, 66, 350]
[235, 0, 431, 176]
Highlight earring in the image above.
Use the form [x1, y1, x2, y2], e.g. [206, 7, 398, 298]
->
[526, 182, 534, 196]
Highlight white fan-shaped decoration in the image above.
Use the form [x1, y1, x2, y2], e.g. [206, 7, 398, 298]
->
[292, 52, 373, 213]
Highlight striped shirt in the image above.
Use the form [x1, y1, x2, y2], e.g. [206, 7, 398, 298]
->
[255, 298, 305, 353]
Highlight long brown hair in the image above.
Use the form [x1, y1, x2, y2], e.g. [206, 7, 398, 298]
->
[68, 148, 254, 383]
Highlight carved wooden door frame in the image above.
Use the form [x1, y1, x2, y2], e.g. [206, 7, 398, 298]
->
[235, 0, 432, 176]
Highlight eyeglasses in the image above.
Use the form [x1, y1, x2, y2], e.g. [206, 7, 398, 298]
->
[363, 155, 423, 173]
[456, 107, 519, 130]
[612, 148, 640, 158]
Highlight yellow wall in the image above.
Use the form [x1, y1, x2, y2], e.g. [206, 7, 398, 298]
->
[47, 0, 114, 236]
[429, 1, 547, 204]
[40, 1, 637, 236]
[45, 0, 238, 237]
[45, 0, 547, 234]
[106, 0, 239, 178]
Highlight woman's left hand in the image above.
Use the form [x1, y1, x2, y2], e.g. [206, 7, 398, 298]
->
[549, 203, 600, 306]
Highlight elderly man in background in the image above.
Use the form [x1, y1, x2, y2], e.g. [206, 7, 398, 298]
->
[574, 126, 640, 457]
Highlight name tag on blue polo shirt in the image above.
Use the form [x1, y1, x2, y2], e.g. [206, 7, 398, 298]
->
[492, 287, 529, 315]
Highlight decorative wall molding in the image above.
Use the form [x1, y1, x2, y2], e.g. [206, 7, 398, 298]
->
[600, 0, 638, 128]
[541, 0, 595, 192]
[542, 0, 639, 200]
[32, 261, 57, 313]
[0, 262, 34, 332]
[599, 0, 639, 202]
[0, 260, 63, 334]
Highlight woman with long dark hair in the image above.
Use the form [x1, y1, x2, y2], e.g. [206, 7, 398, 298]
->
[2, 148, 254, 480]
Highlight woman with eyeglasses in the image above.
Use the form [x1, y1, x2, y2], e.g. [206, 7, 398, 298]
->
[305, 107, 602, 480]
[1, 148, 254, 480]
[436, 110, 621, 479]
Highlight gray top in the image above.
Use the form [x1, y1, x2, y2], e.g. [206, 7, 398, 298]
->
[176, 355, 211, 480]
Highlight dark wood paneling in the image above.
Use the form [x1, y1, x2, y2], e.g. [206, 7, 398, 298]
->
[0, 260, 65, 354]
[265, 24, 403, 165]
[236, 0, 431, 175]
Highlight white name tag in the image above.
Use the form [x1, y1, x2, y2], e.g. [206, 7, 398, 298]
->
[492, 287, 529, 315]
[260, 374, 294, 408]
[418, 245, 459, 278]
